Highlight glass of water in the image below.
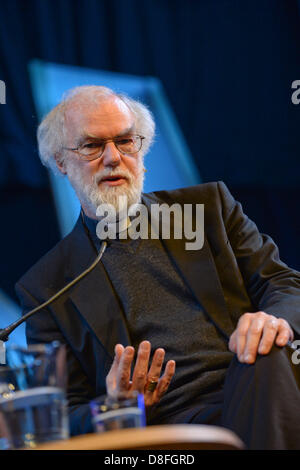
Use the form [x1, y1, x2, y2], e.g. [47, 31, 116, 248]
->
[90, 391, 146, 434]
[0, 341, 69, 449]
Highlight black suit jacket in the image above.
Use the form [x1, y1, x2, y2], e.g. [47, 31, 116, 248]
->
[15, 181, 300, 434]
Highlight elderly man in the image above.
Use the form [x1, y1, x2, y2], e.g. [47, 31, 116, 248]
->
[16, 86, 300, 449]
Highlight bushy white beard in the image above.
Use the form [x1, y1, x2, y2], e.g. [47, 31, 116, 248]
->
[65, 160, 144, 219]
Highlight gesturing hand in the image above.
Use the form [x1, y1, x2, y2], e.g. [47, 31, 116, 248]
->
[229, 311, 294, 364]
[106, 340, 176, 407]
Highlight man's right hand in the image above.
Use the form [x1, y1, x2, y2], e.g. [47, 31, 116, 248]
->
[106, 340, 176, 407]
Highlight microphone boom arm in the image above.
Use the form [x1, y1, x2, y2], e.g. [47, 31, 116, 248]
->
[0, 241, 108, 342]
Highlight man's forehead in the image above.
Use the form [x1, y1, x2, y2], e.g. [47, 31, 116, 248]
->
[63, 96, 135, 143]
[65, 100, 135, 145]
[64, 95, 133, 126]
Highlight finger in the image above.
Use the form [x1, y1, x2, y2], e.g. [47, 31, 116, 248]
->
[144, 348, 165, 397]
[106, 344, 125, 388]
[236, 313, 252, 361]
[147, 348, 165, 381]
[228, 330, 237, 353]
[243, 315, 265, 363]
[116, 345, 135, 391]
[258, 317, 279, 355]
[275, 319, 294, 347]
[131, 341, 151, 392]
[112, 344, 125, 371]
[153, 360, 176, 402]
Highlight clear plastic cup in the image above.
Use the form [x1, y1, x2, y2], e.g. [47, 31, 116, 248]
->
[0, 341, 69, 449]
[90, 391, 146, 433]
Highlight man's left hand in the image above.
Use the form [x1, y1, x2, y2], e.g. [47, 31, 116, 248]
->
[229, 311, 294, 363]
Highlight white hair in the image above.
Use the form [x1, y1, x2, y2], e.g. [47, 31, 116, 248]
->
[37, 85, 156, 173]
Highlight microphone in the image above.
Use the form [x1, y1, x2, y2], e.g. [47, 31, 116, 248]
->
[0, 241, 108, 344]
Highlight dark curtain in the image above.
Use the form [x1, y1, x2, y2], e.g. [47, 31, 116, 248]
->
[0, 0, 299, 301]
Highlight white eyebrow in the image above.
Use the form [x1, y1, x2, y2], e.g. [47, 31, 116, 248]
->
[78, 125, 136, 144]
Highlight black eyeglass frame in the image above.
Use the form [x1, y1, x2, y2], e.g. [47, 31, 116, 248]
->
[62, 134, 145, 161]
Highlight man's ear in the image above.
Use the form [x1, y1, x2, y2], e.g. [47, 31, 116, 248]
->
[54, 153, 67, 175]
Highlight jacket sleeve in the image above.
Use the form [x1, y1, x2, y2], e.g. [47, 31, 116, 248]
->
[15, 281, 95, 436]
[217, 181, 300, 338]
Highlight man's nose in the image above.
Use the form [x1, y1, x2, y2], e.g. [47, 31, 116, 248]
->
[101, 141, 121, 167]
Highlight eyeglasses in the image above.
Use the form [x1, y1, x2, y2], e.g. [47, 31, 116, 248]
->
[62, 135, 145, 161]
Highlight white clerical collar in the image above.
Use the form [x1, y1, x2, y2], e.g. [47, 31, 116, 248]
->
[105, 216, 131, 235]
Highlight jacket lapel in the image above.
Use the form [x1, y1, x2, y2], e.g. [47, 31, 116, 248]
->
[143, 193, 234, 340]
[65, 216, 131, 359]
